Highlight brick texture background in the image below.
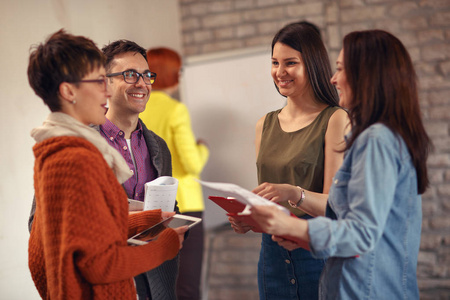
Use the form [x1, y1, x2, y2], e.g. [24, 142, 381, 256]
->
[178, 0, 450, 299]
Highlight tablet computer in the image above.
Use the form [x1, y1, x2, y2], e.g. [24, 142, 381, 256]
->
[128, 214, 202, 246]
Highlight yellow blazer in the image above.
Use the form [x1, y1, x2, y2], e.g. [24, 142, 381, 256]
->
[140, 91, 209, 212]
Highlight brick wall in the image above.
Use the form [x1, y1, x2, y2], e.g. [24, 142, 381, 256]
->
[179, 0, 450, 299]
[203, 225, 261, 300]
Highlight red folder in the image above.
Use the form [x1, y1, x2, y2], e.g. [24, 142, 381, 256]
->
[208, 196, 310, 249]
[209, 196, 264, 233]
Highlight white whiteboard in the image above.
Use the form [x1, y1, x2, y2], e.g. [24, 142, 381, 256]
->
[181, 48, 286, 228]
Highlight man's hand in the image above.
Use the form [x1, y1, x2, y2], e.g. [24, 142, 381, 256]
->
[172, 226, 189, 249]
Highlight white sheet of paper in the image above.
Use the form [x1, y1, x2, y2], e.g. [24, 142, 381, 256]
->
[198, 180, 289, 215]
[144, 176, 178, 212]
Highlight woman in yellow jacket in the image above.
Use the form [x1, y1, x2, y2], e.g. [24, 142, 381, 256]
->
[140, 47, 209, 300]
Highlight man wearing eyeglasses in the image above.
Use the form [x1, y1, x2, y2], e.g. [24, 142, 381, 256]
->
[101, 40, 179, 300]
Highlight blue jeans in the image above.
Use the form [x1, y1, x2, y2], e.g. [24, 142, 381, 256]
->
[258, 217, 325, 300]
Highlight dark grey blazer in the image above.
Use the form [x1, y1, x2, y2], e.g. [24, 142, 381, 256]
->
[28, 119, 179, 300]
[133, 120, 179, 300]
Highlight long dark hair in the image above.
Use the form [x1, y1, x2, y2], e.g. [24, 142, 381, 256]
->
[271, 22, 339, 106]
[343, 30, 431, 194]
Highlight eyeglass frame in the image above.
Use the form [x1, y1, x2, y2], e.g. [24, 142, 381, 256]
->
[70, 78, 108, 91]
[106, 70, 157, 85]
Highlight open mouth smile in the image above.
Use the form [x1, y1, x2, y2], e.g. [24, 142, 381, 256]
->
[278, 80, 293, 87]
[129, 93, 145, 98]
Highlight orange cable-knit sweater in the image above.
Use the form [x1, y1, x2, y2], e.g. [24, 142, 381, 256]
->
[29, 136, 179, 299]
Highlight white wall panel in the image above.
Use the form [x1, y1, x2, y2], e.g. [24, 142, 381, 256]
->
[0, 1, 181, 298]
[182, 47, 284, 229]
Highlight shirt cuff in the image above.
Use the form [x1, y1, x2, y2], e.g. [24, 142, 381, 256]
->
[307, 217, 336, 259]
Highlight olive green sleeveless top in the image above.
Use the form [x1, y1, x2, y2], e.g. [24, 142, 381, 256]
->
[256, 106, 341, 216]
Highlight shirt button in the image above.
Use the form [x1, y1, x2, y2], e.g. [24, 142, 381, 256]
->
[334, 179, 338, 184]
[135, 193, 139, 197]
[290, 279, 296, 284]
[119, 131, 123, 136]
[109, 136, 114, 141]
[285, 259, 290, 264]
[130, 169, 134, 174]
[123, 146, 128, 150]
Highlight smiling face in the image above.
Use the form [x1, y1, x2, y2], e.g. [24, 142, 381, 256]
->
[107, 52, 151, 115]
[271, 42, 312, 100]
[330, 50, 352, 108]
[69, 66, 110, 125]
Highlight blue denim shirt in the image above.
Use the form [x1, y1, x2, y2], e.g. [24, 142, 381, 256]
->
[308, 124, 421, 299]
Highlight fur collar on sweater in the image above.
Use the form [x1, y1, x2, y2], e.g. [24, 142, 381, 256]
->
[31, 112, 132, 184]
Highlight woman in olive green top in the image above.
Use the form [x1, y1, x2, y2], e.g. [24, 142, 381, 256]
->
[230, 22, 349, 299]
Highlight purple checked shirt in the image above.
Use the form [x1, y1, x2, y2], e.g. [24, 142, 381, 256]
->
[99, 118, 156, 201]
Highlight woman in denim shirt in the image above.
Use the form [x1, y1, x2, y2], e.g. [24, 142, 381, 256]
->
[249, 30, 431, 299]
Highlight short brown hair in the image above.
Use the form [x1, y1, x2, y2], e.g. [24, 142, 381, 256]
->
[102, 40, 147, 73]
[27, 29, 105, 112]
[146, 47, 182, 89]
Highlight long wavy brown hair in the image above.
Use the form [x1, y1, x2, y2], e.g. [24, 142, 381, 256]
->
[343, 30, 431, 194]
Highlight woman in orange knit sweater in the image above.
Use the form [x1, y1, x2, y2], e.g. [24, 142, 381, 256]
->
[27, 29, 187, 299]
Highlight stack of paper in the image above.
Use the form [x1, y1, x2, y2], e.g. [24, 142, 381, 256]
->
[144, 176, 178, 212]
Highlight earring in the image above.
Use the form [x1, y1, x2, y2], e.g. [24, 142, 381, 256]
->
[72, 100, 76, 104]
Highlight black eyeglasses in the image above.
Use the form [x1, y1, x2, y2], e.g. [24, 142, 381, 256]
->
[72, 78, 107, 91]
[106, 70, 157, 85]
